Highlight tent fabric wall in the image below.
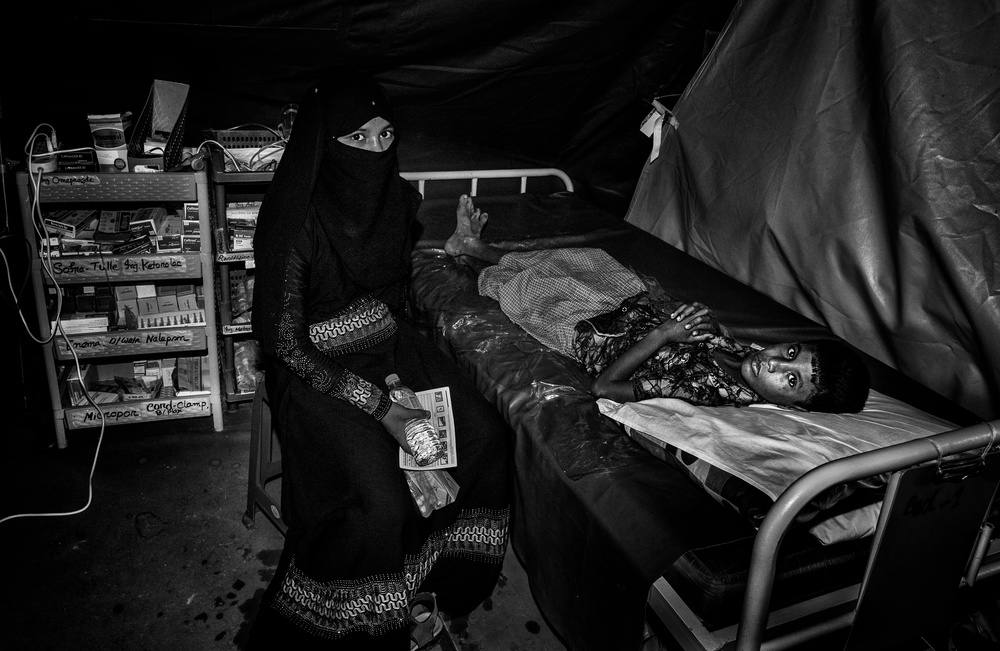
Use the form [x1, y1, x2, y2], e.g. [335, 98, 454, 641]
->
[625, 0, 1000, 420]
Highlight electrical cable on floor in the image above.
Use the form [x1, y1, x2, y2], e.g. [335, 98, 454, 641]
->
[0, 327, 107, 525]
[0, 127, 107, 526]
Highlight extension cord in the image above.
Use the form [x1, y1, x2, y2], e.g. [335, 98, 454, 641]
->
[29, 153, 58, 174]
[28, 129, 60, 174]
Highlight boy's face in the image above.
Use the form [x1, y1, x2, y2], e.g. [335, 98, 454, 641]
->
[740, 342, 817, 407]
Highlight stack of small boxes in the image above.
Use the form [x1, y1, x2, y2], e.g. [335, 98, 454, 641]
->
[42, 202, 199, 257]
[53, 285, 114, 334]
[226, 200, 259, 252]
[114, 283, 205, 330]
[64, 355, 210, 405]
[128, 203, 200, 253]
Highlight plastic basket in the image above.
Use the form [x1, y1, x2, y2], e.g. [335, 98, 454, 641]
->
[206, 129, 285, 173]
[208, 130, 282, 149]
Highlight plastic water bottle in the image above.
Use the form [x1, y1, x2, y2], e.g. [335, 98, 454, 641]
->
[385, 374, 445, 466]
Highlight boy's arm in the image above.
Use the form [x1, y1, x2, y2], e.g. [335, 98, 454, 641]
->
[590, 303, 715, 401]
[590, 328, 671, 401]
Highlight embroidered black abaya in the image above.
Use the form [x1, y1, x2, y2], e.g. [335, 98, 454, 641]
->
[247, 73, 511, 649]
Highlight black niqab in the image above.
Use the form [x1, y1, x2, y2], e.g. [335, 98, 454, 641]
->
[253, 73, 421, 356]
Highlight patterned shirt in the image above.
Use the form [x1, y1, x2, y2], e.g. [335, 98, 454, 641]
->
[572, 293, 762, 406]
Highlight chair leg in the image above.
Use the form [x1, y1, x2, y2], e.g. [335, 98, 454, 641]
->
[244, 386, 267, 531]
[244, 383, 288, 535]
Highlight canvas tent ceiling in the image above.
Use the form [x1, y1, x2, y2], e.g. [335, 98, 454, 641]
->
[2, 0, 734, 216]
[626, 0, 1000, 420]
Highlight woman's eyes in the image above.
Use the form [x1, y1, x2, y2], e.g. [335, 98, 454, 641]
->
[347, 129, 396, 142]
[787, 373, 797, 387]
[785, 345, 798, 359]
[338, 128, 394, 146]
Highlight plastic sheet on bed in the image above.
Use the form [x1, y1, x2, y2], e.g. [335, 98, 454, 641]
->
[410, 248, 650, 478]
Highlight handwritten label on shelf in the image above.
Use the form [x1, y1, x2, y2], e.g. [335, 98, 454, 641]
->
[217, 251, 254, 263]
[49, 255, 195, 280]
[51, 258, 122, 275]
[55, 328, 206, 359]
[121, 256, 187, 274]
[39, 174, 101, 188]
[222, 323, 253, 336]
[67, 396, 211, 429]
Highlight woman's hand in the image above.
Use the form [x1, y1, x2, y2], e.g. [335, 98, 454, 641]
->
[653, 302, 720, 343]
[378, 401, 430, 455]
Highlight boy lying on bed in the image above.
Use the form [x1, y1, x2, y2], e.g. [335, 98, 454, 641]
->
[443, 195, 870, 414]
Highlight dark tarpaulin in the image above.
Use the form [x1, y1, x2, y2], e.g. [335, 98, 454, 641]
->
[3, 0, 734, 216]
[626, 0, 1000, 420]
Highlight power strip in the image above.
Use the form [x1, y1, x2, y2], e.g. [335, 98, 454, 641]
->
[29, 134, 59, 173]
[28, 152, 58, 174]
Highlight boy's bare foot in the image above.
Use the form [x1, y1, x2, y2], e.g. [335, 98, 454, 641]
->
[460, 194, 489, 238]
[445, 194, 490, 258]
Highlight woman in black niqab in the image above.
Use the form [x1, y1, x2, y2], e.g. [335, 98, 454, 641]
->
[253, 72, 417, 354]
[247, 73, 511, 650]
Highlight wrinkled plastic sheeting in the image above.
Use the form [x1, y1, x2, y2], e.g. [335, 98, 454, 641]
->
[410, 249, 650, 478]
[625, 0, 1000, 420]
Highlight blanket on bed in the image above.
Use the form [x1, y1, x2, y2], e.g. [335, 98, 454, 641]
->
[477, 247, 646, 355]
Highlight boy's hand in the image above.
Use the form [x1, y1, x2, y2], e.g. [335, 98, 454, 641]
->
[654, 302, 718, 343]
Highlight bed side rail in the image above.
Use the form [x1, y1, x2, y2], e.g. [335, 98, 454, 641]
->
[400, 168, 574, 196]
[737, 419, 1000, 651]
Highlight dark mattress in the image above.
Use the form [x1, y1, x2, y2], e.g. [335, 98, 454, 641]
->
[407, 192, 975, 650]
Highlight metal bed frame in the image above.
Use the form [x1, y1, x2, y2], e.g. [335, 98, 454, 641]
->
[650, 419, 1000, 650]
[400, 167, 575, 196]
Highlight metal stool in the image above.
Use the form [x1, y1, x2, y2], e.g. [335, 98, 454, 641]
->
[242, 382, 288, 535]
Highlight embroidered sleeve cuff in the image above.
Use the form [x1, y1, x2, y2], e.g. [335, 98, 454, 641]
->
[333, 372, 390, 418]
[371, 392, 392, 421]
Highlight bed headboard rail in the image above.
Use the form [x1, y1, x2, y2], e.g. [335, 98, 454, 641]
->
[400, 168, 574, 197]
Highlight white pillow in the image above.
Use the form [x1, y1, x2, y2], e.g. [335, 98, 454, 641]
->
[598, 390, 957, 543]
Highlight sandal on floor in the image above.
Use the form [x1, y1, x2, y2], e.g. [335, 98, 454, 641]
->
[409, 591, 445, 651]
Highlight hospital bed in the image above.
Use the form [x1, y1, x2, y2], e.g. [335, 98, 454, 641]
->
[403, 167, 1000, 650]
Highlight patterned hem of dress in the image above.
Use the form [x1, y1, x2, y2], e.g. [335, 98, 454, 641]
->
[271, 506, 510, 639]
